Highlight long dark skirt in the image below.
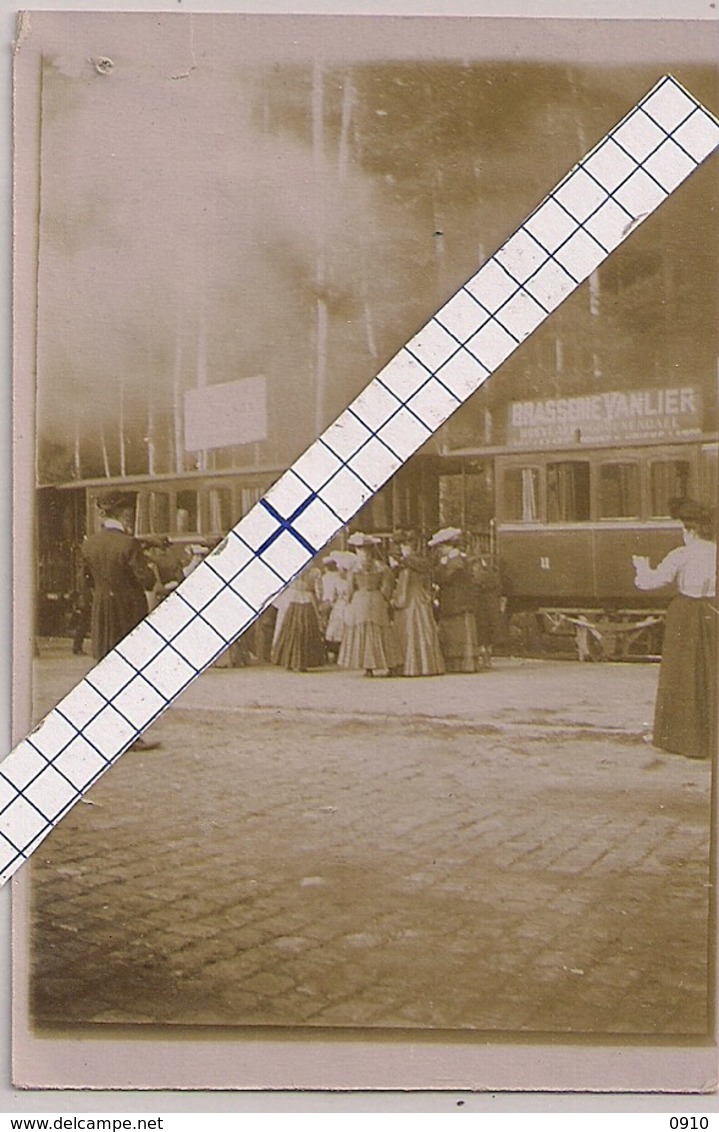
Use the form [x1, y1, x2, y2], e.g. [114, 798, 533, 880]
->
[653, 595, 717, 760]
[475, 593, 504, 647]
[91, 589, 149, 660]
[271, 601, 325, 671]
[439, 611, 480, 673]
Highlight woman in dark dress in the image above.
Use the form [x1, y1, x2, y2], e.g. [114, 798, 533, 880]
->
[271, 566, 326, 672]
[471, 554, 504, 669]
[633, 499, 717, 759]
[392, 533, 444, 677]
[429, 527, 481, 674]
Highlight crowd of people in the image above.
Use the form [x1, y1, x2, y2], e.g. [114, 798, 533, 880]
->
[269, 528, 503, 678]
[69, 489, 717, 761]
[73, 495, 505, 681]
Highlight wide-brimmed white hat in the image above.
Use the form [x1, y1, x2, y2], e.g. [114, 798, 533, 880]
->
[347, 532, 380, 548]
[327, 551, 359, 569]
[427, 526, 462, 548]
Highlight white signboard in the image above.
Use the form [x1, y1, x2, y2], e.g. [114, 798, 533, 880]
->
[184, 375, 267, 452]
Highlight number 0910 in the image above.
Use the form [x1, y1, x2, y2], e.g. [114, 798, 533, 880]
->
[670, 1120, 709, 1129]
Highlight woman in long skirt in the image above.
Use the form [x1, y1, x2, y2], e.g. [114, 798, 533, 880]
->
[271, 566, 326, 672]
[338, 535, 401, 676]
[322, 554, 354, 663]
[471, 554, 504, 669]
[392, 535, 444, 677]
[633, 499, 717, 759]
[429, 527, 481, 674]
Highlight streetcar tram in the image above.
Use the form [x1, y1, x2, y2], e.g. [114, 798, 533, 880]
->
[493, 436, 717, 657]
[36, 379, 717, 657]
[451, 381, 718, 658]
[495, 440, 717, 610]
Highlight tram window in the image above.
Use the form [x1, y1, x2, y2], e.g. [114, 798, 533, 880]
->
[394, 480, 419, 531]
[176, 490, 199, 533]
[240, 487, 262, 516]
[438, 474, 464, 528]
[208, 488, 233, 534]
[599, 463, 640, 518]
[149, 492, 171, 534]
[134, 493, 150, 535]
[547, 461, 590, 522]
[503, 467, 539, 522]
[465, 470, 494, 530]
[650, 460, 691, 516]
[361, 488, 392, 533]
[700, 447, 717, 511]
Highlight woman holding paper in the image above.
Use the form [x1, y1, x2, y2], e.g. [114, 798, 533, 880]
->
[633, 499, 717, 760]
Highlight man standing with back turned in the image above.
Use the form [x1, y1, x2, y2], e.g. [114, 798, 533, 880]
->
[82, 490, 161, 751]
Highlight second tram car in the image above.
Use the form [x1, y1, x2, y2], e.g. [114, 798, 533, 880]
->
[495, 439, 717, 609]
[490, 436, 717, 657]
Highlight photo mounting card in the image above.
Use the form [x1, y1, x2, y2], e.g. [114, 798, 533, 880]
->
[10, 10, 719, 1093]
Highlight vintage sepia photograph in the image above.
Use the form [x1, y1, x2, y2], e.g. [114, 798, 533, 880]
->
[10, 10, 719, 1090]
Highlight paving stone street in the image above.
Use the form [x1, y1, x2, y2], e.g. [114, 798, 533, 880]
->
[28, 648, 712, 1037]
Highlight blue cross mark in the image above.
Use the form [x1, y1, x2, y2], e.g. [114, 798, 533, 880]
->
[258, 495, 319, 559]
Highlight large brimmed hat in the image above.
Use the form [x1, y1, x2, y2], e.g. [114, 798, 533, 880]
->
[428, 526, 462, 548]
[347, 532, 380, 548]
[327, 551, 359, 569]
[96, 490, 136, 512]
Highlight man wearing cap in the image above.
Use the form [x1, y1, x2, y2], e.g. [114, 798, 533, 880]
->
[82, 492, 162, 751]
[82, 491, 155, 661]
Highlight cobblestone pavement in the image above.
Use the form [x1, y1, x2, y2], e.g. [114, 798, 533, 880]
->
[28, 649, 712, 1036]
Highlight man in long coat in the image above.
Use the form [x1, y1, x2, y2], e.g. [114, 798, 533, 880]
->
[81, 491, 161, 751]
[82, 491, 153, 660]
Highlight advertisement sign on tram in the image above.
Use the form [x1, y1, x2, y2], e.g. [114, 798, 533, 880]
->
[507, 385, 703, 449]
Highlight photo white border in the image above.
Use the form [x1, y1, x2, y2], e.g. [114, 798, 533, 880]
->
[3, 0, 719, 1113]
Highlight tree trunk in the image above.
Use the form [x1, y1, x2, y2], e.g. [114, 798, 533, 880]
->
[73, 418, 82, 480]
[430, 167, 448, 302]
[100, 426, 111, 479]
[337, 73, 354, 181]
[196, 312, 208, 472]
[312, 60, 328, 436]
[119, 381, 127, 478]
[147, 367, 156, 477]
[173, 321, 184, 475]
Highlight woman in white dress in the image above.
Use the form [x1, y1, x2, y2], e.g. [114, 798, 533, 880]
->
[322, 553, 354, 662]
[633, 498, 716, 759]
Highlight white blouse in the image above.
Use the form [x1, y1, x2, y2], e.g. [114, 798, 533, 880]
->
[634, 538, 716, 598]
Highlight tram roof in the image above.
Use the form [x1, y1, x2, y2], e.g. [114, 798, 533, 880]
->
[35, 431, 719, 492]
